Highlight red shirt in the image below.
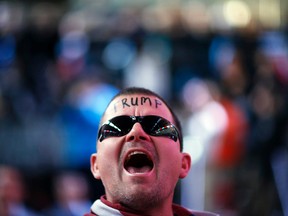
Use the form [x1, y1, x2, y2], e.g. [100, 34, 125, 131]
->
[84, 196, 218, 216]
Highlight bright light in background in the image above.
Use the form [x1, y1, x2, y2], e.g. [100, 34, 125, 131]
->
[0, 3, 10, 27]
[223, 0, 251, 28]
[183, 136, 204, 164]
[259, 0, 281, 28]
[69, 0, 286, 31]
[181, 1, 211, 34]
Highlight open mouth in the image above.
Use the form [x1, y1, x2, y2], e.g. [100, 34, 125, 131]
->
[124, 151, 154, 174]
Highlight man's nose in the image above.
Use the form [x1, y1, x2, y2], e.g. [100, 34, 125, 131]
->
[125, 123, 151, 142]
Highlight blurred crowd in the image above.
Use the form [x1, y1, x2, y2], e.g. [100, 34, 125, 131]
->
[0, 1, 288, 216]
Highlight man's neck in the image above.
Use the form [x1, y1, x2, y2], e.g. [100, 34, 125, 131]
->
[99, 196, 174, 216]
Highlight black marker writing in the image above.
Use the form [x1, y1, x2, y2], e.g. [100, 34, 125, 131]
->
[113, 96, 162, 112]
[122, 98, 130, 108]
[113, 101, 120, 112]
[131, 97, 138, 106]
[155, 99, 162, 108]
[141, 97, 152, 106]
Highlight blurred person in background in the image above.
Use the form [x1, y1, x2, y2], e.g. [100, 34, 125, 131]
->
[44, 171, 91, 216]
[58, 79, 119, 169]
[0, 165, 42, 216]
[180, 78, 228, 212]
[85, 87, 219, 216]
[238, 39, 288, 215]
[16, 3, 60, 117]
[181, 76, 248, 215]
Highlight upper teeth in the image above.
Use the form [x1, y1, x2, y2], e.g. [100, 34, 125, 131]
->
[128, 151, 146, 158]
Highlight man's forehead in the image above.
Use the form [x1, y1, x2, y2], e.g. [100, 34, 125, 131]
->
[109, 95, 164, 111]
[103, 94, 171, 119]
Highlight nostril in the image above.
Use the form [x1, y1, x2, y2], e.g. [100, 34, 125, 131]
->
[128, 136, 147, 142]
[127, 135, 147, 141]
[139, 136, 147, 140]
[128, 136, 135, 141]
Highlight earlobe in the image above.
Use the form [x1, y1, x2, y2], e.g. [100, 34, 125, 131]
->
[179, 153, 191, 179]
[91, 153, 101, 179]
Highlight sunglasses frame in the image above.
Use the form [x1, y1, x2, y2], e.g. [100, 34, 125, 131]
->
[98, 115, 180, 142]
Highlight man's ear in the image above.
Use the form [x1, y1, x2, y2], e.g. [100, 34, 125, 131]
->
[91, 153, 101, 179]
[179, 153, 191, 179]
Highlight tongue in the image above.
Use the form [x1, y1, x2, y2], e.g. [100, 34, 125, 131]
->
[126, 165, 152, 174]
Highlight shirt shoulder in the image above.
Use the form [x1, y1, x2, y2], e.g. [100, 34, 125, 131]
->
[172, 204, 219, 216]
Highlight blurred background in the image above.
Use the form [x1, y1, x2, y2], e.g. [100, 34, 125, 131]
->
[0, 0, 287, 215]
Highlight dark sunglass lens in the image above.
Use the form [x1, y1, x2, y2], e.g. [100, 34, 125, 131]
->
[98, 116, 134, 142]
[142, 116, 178, 142]
[98, 115, 179, 142]
[98, 123, 122, 141]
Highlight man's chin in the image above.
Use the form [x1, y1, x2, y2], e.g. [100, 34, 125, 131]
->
[120, 192, 161, 212]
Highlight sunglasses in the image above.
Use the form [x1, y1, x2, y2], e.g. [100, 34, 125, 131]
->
[98, 115, 180, 142]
